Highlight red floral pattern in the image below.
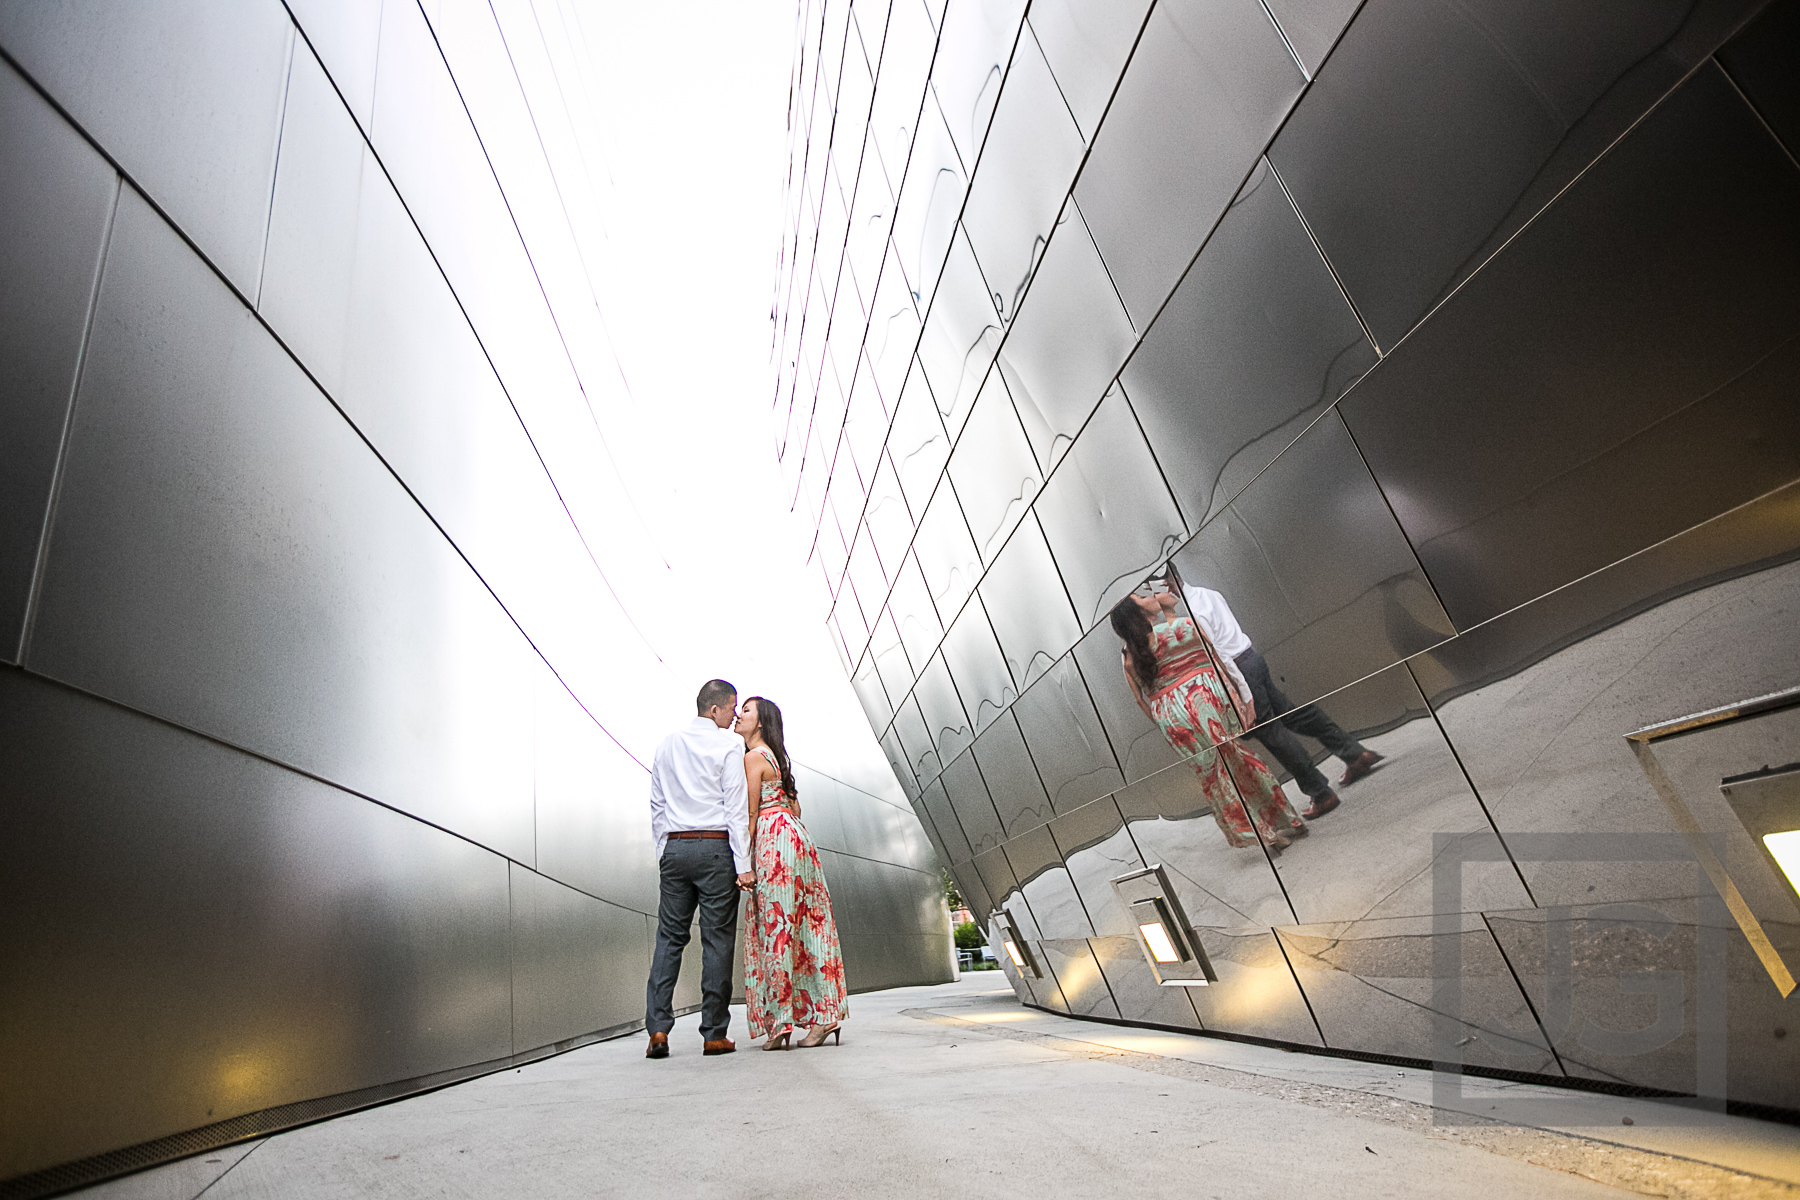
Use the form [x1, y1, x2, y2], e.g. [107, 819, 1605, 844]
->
[744, 754, 847, 1037]
[1146, 616, 1302, 849]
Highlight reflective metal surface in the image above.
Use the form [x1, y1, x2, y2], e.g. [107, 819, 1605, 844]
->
[0, 59, 116, 660]
[1415, 545, 1800, 910]
[940, 598, 1016, 735]
[1167, 410, 1453, 717]
[31, 189, 539, 864]
[532, 666, 657, 916]
[1089, 936, 1205, 1028]
[943, 749, 1004, 856]
[509, 866, 649, 1052]
[1048, 797, 1141, 936]
[1034, 385, 1187, 629]
[1003, 826, 1093, 940]
[909, 480, 983, 629]
[972, 711, 1053, 840]
[958, 29, 1084, 326]
[1121, 162, 1376, 531]
[945, 369, 1041, 564]
[977, 513, 1080, 691]
[1012, 655, 1124, 814]
[996, 202, 1137, 476]
[915, 649, 973, 767]
[918, 228, 1004, 441]
[779, 0, 1800, 1114]
[1183, 927, 1322, 1046]
[1026, 0, 1154, 141]
[1117, 766, 1294, 931]
[0, 669, 512, 1179]
[0, 4, 962, 1184]
[1072, 0, 1304, 324]
[1338, 63, 1800, 629]
[1486, 901, 1800, 1110]
[1040, 939, 1120, 1018]
[1261, 0, 1359, 78]
[1233, 663, 1533, 926]
[1270, 0, 1725, 350]
[1277, 914, 1558, 1073]
[0, 0, 292, 294]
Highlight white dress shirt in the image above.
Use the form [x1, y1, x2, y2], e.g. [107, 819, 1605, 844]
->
[1180, 583, 1254, 704]
[649, 716, 751, 873]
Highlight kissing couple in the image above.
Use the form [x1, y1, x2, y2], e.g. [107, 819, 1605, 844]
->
[643, 679, 847, 1057]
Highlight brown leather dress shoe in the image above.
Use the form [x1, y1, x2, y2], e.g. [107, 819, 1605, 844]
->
[1301, 790, 1341, 820]
[645, 1032, 669, 1059]
[1339, 750, 1384, 786]
[702, 1038, 736, 1056]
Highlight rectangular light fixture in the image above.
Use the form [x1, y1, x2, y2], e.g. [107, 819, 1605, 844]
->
[1111, 866, 1215, 986]
[1130, 897, 1186, 963]
[1720, 763, 1800, 905]
[1139, 919, 1181, 963]
[1764, 829, 1800, 890]
[991, 908, 1041, 978]
[1628, 686, 1800, 997]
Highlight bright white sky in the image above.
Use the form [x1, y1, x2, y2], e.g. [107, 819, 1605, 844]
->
[569, 2, 896, 798]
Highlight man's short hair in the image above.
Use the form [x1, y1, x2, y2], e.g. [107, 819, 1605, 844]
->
[696, 679, 737, 714]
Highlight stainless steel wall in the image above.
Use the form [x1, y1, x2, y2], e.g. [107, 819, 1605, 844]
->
[774, 0, 1800, 1111]
[0, 1, 947, 1191]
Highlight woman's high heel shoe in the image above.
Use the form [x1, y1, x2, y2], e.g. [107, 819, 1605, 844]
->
[763, 1030, 792, 1051]
[798, 1023, 840, 1047]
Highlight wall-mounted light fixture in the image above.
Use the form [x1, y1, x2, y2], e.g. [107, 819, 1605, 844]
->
[1111, 865, 1215, 986]
[1627, 684, 1800, 998]
[991, 908, 1040, 978]
[1720, 763, 1800, 905]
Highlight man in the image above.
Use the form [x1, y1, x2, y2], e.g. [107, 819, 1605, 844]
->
[644, 679, 756, 1059]
[1168, 567, 1381, 820]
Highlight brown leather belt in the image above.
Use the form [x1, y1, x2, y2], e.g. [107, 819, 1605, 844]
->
[667, 830, 728, 840]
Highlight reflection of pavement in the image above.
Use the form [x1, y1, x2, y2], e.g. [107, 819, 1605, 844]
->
[81, 975, 1794, 1199]
[1269, 717, 1529, 925]
[1429, 559, 1800, 907]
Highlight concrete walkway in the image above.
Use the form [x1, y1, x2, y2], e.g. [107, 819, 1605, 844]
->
[81, 975, 1800, 1200]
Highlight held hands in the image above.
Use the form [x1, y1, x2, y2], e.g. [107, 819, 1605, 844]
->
[736, 871, 756, 891]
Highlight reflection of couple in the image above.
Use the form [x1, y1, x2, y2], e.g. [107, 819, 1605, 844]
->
[1110, 574, 1379, 854]
[1112, 588, 1307, 853]
[644, 680, 846, 1059]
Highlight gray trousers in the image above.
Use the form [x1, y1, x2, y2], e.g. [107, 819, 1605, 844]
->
[1236, 646, 1367, 799]
[645, 836, 739, 1040]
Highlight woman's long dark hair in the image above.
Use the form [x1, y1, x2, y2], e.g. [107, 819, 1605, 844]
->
[746, 696, 798, 799]
[1110, 596, 1159, 693]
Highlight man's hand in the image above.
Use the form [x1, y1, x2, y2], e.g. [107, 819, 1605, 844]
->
[736, 871, 755, 891]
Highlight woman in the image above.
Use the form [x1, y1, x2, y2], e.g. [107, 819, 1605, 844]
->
[1109, 586, 1306, 853]
[735, 696, 847, 1050]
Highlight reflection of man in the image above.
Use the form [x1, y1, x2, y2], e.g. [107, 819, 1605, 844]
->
[1168, 569, 1381, 820]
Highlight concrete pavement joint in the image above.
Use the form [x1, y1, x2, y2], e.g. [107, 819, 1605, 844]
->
[903, 1006, 1800, 1200]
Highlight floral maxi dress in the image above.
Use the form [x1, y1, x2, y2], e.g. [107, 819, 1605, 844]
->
[1146, 615, 1303, 849]
[743, 747, 847, 1037]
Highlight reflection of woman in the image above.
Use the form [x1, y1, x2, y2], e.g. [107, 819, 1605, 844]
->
[735, 697, 846, 1050]
[1110, 590, 1306, 853]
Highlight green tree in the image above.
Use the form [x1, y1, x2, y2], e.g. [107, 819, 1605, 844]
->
[942, 867, 962, 912]
[953, 920, 986, 950]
